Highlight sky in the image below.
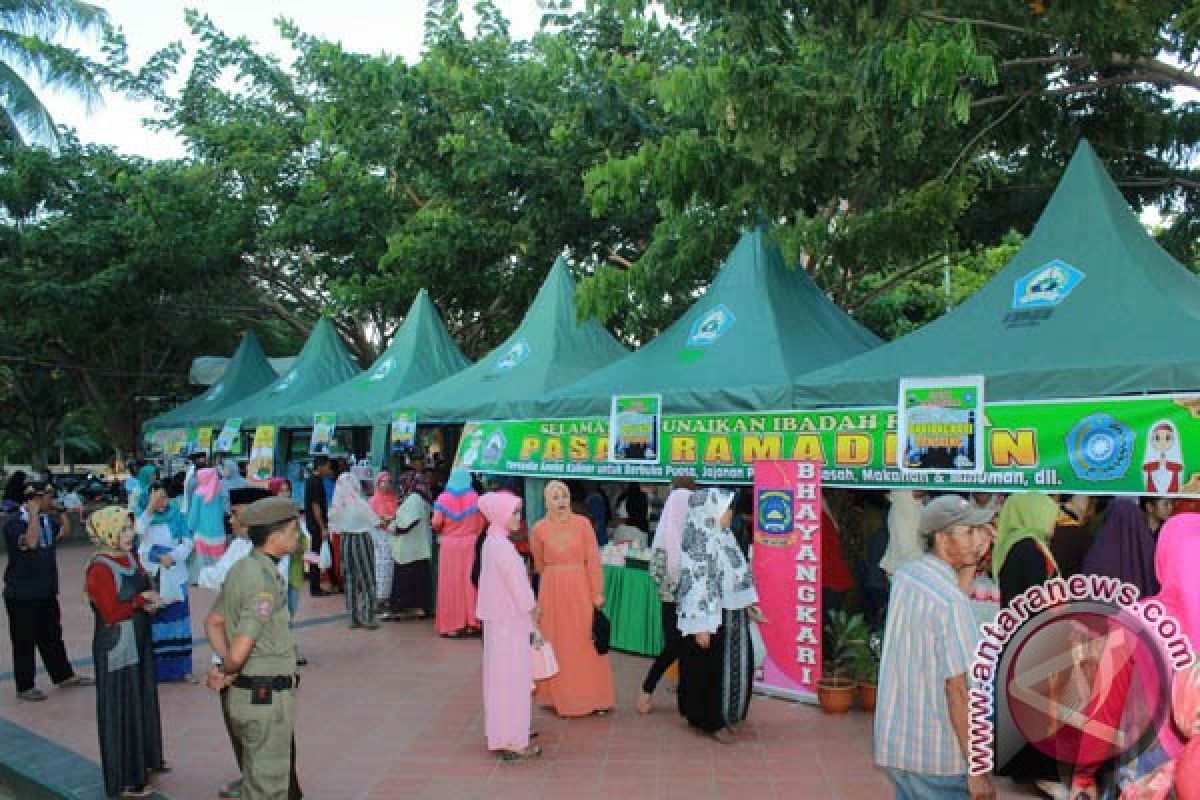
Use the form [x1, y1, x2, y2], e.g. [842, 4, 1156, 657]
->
[38, 1, 549, 159]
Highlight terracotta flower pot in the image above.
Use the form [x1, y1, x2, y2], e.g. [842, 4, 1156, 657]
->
[858, 682, 877, 712]
[816, 678, 858, 715]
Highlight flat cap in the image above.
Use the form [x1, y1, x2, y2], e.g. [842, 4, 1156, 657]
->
[919, 494, 996, 536]
[241, 496, 297, 527]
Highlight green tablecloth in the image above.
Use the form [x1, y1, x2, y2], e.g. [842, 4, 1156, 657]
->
[603, 564, 663, 657]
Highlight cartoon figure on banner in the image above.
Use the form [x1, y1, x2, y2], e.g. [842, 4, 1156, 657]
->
[1142, 419, 1184, 494]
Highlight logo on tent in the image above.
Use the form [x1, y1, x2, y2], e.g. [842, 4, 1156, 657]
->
[205, 383, 224, 401]
[687, 304, 736, 347]
[1066, 413, 1133, 482]
[496, 339, 531, 371]
[272, 370, 300, 393]
[367, 357, 395, 383]
[1013, 260, 1085, 310]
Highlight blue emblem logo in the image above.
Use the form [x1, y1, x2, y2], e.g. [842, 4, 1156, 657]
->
[687, 304, 736, 347]
[496, 339, 531, 371]
[756, 489, 794, 535]
[1067, 413, 1133, 482]
[271, 370, 300, 393]
[367, 357, 395, 383]
[1013, 260, 1085, 310]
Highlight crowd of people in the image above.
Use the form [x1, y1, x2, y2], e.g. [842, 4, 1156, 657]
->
[872, 490, 1200, 800]
[4, 460, 1200, 799]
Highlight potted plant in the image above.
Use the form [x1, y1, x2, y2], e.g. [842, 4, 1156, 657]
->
[850, 630, 882, 712]
[817, 610, 867, 714]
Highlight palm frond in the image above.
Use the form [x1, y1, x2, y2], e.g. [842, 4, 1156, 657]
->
[0, 30, 102, 105]
[0, 102, 25, 144]
[0, 1, 107, 39]
[0, 59, 55, 142]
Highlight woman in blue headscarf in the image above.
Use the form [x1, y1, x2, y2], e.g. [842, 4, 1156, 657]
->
[136, 484, 195, 682]
[431, 468, 485, 637]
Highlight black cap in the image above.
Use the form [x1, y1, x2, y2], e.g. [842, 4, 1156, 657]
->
[229, 487, 271, 506]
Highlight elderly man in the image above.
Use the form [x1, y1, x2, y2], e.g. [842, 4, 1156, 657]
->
[874, 494, 997, 800]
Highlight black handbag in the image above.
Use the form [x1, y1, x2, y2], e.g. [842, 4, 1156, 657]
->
[592, 608, 611, 655]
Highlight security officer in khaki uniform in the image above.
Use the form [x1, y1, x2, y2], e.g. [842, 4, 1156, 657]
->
[204, 496, 299, 800]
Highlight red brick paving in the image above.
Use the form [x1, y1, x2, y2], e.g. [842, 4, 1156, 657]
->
[1, 546, 1037, 799]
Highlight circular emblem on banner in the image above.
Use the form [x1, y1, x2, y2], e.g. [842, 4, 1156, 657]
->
[1067, 413, 1133, 482]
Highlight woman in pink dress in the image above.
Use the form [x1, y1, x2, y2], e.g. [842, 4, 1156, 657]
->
[432, 469, 484, 637]
[530, 480, 615, 717]
[476, 491, 541, 762]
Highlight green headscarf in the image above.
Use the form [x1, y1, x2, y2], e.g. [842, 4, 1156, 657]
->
[135, 464, 157, 515]
[991, 493, 1060, 580]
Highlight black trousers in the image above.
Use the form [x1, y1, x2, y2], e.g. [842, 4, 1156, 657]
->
[642, 601, 683, 694]
[307, 528, 324, 595]
[5, 596, 75, 692]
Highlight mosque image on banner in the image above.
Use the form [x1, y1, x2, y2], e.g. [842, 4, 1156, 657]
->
[608, 394, 661, 464]
[751, 460, 823, 702]
[310, 413, 337, 455]
[897, 376, 985, 473]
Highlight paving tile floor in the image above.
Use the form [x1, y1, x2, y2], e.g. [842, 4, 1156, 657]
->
[1, 545, 1038, 800]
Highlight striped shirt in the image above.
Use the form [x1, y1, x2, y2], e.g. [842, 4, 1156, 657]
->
[874, 554, 977, 775]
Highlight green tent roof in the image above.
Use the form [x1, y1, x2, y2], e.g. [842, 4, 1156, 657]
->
[143, 331, 278, 431]
[792, 140, 1200, 406]
[215, 318, 362, 428]
[539, 228, 881, 416]
[403, 257, 628, 423]
[273, 290, 471, 427]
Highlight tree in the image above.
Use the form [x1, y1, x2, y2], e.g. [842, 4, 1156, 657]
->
[0, 0, 107, 145]
[0, 138, 300, 459]
[578, 1, 1200, 339]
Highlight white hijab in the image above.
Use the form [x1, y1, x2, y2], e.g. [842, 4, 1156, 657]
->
[650, 488, 692, 584]
[676, 488, 757, 636]
[879, 490, 923, 576]
[328, 472, 380, 533]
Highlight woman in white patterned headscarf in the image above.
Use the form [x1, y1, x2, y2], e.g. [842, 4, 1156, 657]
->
[675, 488, 765, 743]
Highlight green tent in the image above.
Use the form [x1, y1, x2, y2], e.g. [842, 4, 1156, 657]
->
[143, 331, 278, 432]
[792, 140, 1200, 406]
[274, 290, 471, 427]
[215, 318, 362, 428]
[403, 257, 628, 422]
[540, 227, 882, 416]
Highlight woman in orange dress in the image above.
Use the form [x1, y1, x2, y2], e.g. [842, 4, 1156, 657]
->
[530, 480, 615, 717]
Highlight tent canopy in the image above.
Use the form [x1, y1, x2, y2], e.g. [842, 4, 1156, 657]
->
[273, 290, 471, 427]
[539, 227, 882, 416]
[402, 257, 628, 423]
[188, 356, 294, 387]
[144, 331, 278, 431]
[215, 318, 362, 428]
[792, 140, 1200, 407]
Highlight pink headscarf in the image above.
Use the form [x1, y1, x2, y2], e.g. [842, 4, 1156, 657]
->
[370, 471, 398, 519]
[651, 488, 692, 582]
[1152, 513, 1200, 653]
[194, 467, 221, 503]
[478, 491, 522, 537]
[328, 472, 379, 532]
[1147, 513, 1200, 762]
[266, 477, 289, 497]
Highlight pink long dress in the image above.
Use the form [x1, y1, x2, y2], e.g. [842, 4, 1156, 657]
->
[432, 490, 484, 634]
[531, 512, 615, 716]
[476, 493, 536, 752]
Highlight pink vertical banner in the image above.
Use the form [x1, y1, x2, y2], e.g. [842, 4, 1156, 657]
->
[751, 460, 823, 702]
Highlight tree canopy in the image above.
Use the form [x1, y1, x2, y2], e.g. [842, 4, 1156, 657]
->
[1, 0, 1198, 462]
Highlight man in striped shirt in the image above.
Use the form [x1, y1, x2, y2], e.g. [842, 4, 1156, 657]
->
[875, 494, 998, 799]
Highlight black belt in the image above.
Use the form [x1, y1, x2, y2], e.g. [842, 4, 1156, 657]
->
[232, 674, 298, 691]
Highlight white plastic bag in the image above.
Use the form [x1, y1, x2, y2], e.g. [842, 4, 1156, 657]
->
[749, 619, 766, 669]
[318, 539, 332, 570]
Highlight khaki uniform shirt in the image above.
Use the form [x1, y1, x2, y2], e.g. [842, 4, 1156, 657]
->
[212, 550, 295, 676]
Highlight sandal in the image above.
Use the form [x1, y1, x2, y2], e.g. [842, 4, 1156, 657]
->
[152, 761, 173, 773]
[121, 786, 153, 798]
[442, 630, 464, 639]
[500, 745, 542, 762]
